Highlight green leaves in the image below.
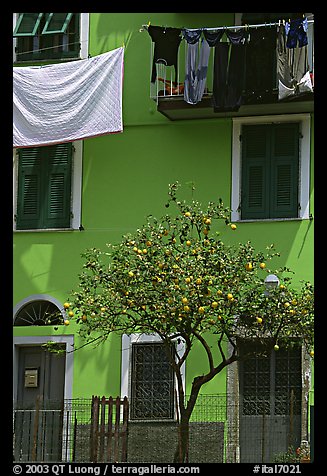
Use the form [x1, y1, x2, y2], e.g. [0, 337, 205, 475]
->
[66, 182, 314, 356]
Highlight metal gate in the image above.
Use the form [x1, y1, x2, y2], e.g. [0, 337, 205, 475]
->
[13, 396, 65, 461]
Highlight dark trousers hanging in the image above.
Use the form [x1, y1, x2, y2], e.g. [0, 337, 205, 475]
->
[212, 41, 246, 112]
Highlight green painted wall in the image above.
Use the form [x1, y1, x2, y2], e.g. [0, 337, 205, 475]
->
[13, 13, 314, 401]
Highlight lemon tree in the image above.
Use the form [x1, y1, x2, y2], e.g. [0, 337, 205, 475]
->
[65, 182, 314, 462]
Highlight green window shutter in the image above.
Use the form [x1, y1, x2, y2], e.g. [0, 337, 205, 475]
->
[270, 124, 299, 218]
[16, 148, 43, 229]
[41, 13, 73, 35]
[13, 13, 43, 37]
[241, 123, 299, 220]
[241, 125, 270, 220]
[44, 143, 72, 228]
[16, 143, 72, 230]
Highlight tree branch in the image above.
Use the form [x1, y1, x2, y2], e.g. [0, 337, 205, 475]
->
[193, 330, 214, 373]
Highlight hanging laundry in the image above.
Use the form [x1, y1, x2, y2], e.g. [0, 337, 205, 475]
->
[276, 23, 313, 100]
[182, 28, 225, 105]
[243, 27, 277, 103]
[183, 29, 210, 105]
[212, 29, 248, 112]
[203, 29, 225, 47]
[148, 25, 182, 85]
[285, 17, 308, 48]
[13, 47, 124, 148]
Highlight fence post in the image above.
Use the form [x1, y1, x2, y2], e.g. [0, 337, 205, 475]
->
[113, 397, 121, 463]
[121, 396, 129, 462]
[99, 396, 106, 461]
[107, 396, 113, 462]
[90, 396, 99, 462]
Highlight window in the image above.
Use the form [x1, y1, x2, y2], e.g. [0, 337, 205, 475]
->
[131, 342, 175, 420]
[121, 334, 186, 421]
[241, 123, 299, 220]
[231, 114, 311, 222]
[14, 300, 62, 326]
[13, 294, 66, 326]
[13, 13, 82, 62]
[15, 143, 74, 230]
[239, 342, 302, 416]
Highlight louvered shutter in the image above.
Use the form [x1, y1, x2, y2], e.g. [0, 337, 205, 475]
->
[16, 143, 72, 230]
[16, 148, 43, 229]
[44, 143, 72, 228]
[241, 125, 270, 219]
[270, 124, 299, 218]
[241, 123, 299, 220]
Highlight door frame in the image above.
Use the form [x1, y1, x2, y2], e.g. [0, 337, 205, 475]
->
[13, 335, 74, 404]
[225, 342, 311, 462]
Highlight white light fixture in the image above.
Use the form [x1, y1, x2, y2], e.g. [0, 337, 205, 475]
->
[264, 274, 280, 295]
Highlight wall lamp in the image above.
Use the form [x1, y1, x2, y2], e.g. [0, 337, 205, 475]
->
[264, 274, 280, 295]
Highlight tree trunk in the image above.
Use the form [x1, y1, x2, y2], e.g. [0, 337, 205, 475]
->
[173, 379, 202, 463]
[174, 415, 190, 463]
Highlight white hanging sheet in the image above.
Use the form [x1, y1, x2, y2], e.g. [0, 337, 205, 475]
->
[13, 47, 124, 148]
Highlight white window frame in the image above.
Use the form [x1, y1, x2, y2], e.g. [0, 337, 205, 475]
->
[13, 140, 83, 232]
[231, 114, 312, 223]
[121, 333, 186, 421]
[13, 13, 89, 63]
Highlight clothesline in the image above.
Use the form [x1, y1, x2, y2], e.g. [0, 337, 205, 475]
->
[141, 19, 314, 33]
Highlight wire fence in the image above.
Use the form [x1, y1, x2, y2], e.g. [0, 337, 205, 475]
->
[13, 394, 306, 464]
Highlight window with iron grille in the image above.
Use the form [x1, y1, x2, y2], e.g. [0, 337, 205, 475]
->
[240, 343, 302, 416]
[14, 13, 80, 62]
[130, 342, 175, 420]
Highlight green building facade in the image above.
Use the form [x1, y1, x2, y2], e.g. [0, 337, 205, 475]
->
[13, 13, 314, 463]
